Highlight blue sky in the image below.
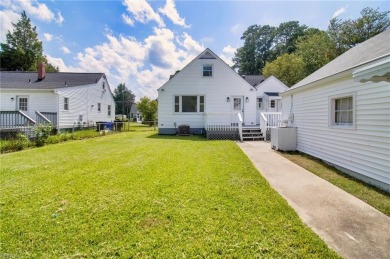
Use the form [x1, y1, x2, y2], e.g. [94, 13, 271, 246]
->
[1, 0, 389, 99]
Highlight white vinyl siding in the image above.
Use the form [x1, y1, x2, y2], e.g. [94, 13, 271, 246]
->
[281, 75, 389, 190]
[64, 97, 69, 111]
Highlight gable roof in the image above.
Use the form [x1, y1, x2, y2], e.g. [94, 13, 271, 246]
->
[290, 30, 390, 91]
[158, 48, 256, 90]
[242, 75, 266, 87]
[0, 72, 105, 90]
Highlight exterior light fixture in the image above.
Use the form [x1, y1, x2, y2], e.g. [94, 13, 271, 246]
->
[246, 97, 249, 102]
[11, 97, 14, 101]
[227, 97, 230, 102]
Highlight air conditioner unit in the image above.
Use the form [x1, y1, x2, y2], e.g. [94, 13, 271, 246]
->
[178, 124, 190, 136]
[271, 127, 297, 151]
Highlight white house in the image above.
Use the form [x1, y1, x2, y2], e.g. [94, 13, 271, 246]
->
[280, 30, 390, 192]
[0, 64, 116, 131]
[130, 105, 143, 123]
[255, 76, 289, 125]
[157, 49, 258, 138]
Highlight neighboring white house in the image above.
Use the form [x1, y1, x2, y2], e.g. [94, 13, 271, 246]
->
[0, 65, 116, 131]
[280, 30, 390, 192]
[157, 48, 258, 137]
[130, 105, 143, 123]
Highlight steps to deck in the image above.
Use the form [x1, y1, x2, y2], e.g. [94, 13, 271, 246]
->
[241, 127, 264, 141]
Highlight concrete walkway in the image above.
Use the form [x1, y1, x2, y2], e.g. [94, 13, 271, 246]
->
[237, 141, 390, 259]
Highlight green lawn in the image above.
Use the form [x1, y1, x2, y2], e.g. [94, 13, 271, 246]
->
[0, 130, 339, 258]
[279, 152, 390, 216]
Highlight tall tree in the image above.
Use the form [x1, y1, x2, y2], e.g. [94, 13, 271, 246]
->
[296, 30, 337, 75]
[113, 83, 135, 116]
[273, 21, 308, 57]
[328, 7, 390, 54]
[262, 53, 306, 87]
[0, 11, 58, 71]
[137, 97, 157, 122]
[233, 25, 277, 75]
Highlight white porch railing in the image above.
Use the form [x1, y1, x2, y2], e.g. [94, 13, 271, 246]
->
[204, 112, 242, 140]
[260, 112, 282, 140]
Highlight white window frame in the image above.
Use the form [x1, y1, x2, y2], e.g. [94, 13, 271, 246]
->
[17, 96, 28, 111]
[270, 99, 276, 108]
[108, 105, 112, 116]
[202, 65, 213, 77]
[97, 103, 101, 113]
[329, 92, 356, 129]
[64, 97, 69, 111]
[257, 98, 262, 110]
[173, 95, 205, 113]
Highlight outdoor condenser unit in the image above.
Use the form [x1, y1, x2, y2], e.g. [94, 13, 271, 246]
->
[178, 125, 190, 136]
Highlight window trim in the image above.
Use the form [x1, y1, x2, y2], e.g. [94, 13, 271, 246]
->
[64, 97, 69, 111]
[329, 92, 356, 129]
[107, 105, 112, 116]
[202, 65, 213, 77]
[17, 96, 28, 111]
[173, 95, 205, 114]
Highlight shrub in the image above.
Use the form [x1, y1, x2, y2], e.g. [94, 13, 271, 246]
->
[34, 124, 53, 147]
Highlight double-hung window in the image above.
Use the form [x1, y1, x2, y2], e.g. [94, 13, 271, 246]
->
[98, 103, 101, 112]
[257, 98, 262, 110]
[330, 94, 354, 127]
[203, 65, 212, 77]
[270, 100, 275, 108]
[108, 105, 111, 116]
[18, 97, 28, 111]
[64, 97, 69, 111]
[174, 95, 205, 113]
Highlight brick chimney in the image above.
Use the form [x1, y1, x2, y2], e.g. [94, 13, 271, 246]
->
[38, 63, 46, 80]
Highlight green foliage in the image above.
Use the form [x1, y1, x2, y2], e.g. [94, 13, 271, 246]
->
[273, 21, 308, 57]
[33, 124, 52, 147]
[15, 133, 29, 150]
[328, 7, 390, 54]
[262, 53, 306, 86]
[0, 134, 33, 153]
[0, 11, 58, 72]
[295, 30, 337, 76]
[137, 97, 157, 122]
[0, 132, 339, 257]
[113, 83, 135, 115]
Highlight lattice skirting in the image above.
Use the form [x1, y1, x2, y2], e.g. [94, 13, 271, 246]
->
[206, 130, 240, 140]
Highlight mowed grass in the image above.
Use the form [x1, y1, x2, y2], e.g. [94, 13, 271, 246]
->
[280, 152, 390, 216]
[0, 130, 339, 258]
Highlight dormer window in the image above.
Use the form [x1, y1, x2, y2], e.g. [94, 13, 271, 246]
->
[203, 65, 212, 77]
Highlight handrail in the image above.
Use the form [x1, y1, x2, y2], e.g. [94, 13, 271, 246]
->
[35, 111, 51, 124]
[18, 110, 36, 125]
[237, 113, 243, 141]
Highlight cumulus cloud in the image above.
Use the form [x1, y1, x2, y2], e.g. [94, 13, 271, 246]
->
[219, 45, 237, 67]
[0, 0, 55, 22]
[332, 7, 346, 18]
[43, 33, 53, 41]
[158, 0, 190, 28]
[122, 13, 134, 26]
[61, 46, 71, 54]
[0, 9, 20, 42]
[122, 0, 165, 27]
[57, 11, 64, 25]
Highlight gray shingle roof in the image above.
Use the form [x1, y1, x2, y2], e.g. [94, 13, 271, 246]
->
[242, 75, 266, 86]
[0, 72, 104, 89]
[290, 30, 390, 90]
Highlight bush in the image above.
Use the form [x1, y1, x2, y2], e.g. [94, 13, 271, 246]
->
[0, 134, 32, 153]
[33, 124, 52, 147]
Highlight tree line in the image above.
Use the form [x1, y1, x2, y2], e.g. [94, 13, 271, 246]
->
[233, 7, 390, 86]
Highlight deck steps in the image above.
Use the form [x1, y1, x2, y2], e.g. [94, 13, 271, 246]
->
[241, 127, 264, 141]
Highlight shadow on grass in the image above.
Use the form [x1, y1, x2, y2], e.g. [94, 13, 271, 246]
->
[147, 133, 210, 142]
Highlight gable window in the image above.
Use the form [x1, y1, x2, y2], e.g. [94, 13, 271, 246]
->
[64, 97, 69, 111]
[257, 98, 262, 110]
[108, 105, 111, 116]
[102, 82, 105, 89]
[18, 97, 28, 111]
[270, 100, 275, 108]
[174, 95, 205, 113]
[203, 65, 212, 77]
[98, 103, 101, 112]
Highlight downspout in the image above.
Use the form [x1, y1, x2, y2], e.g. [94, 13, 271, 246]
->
[54, 90, 60, 131]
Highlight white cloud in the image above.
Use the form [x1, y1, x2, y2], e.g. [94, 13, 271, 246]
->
[57, 11, 64, 25]
[200, 37, 214, 45]
[332, 7, 346, 18]
[122, 13, 134, 26]
[61, 46, 71, 54]
[0, 9, 20, 42]
[158, 0, 190, 28]
[0, 0, 55, 22]
[122, 0, 165, 27]
[219, 45, 237, 67]
[43, 33, 53, 41]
